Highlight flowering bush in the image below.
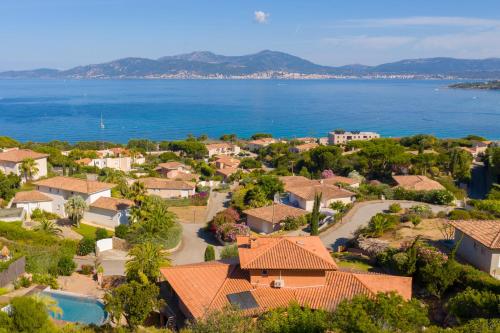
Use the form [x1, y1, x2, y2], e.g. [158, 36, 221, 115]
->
[216, 223, 249, 243]
[190, 192, 208, 206]
[321, 169, 335, 179]
[208, 208, 240, 232]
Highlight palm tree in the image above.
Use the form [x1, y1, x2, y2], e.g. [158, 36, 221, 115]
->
[34, 218, 62, 236]
[128, 181, 147, 205]
[125, 242, 171, 283]
[32, 294, 63, 319]
[20, 158, 39, 182]
[64, 195, 87, 228]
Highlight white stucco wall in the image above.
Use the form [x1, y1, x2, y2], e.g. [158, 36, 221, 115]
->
[247, 216, 276, 234]
[456, 230, 500, 279]
[146, 188, 195, 199]
[15, 201, 53, 215]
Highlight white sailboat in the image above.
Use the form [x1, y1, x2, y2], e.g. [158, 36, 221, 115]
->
[100, 113, 105, 129]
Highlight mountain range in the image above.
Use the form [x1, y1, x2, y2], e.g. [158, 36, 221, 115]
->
[2, 50, 500, 79]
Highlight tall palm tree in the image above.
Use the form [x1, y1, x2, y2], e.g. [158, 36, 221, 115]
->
[34, 218, 62, 236]
[20, 158, 39, 182]
[64, 195, 87, 228]
[125, 242, 171, 283]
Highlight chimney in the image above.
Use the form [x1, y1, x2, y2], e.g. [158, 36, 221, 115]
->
[250, 237, 258, 248]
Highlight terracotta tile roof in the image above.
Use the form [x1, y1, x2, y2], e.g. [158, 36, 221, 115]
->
[279, 176, 319, 192]
[449, 220, 500, 249]
[287, 184, 356, 201]
[206, 143, 234, 150]
[161, 262, 412, 319]
[237, 236, 338, 270]
[75, 158, 92, 166]
[248, 138, 276, 146]
[34, 176, 115, 194]
[0, 149, 48, 163]
[216, 167, 239, 178]
[166, 170, 200, 182]
[13, 190, 53, 203]
[157, 161, 188, 170]
[295, 137, 317, 143]
[138, 177, 195, 190]
[89, 197, 134, 212]
[290, 143, 319, 152]
[244, 204, 307, 224]
[321, 176, 359, 186]
[393, 175, 445, 191]
[215, 155, 240, 168]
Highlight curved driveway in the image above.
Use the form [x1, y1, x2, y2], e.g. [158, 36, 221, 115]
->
[319, 200, 450, 250]
[171, 199, 450, 264]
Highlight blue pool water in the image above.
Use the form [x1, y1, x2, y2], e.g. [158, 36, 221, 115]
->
[0, 79, 499, 142]
[41, 291, 107, 325]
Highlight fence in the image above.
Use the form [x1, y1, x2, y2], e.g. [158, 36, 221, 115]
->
[0, 256, 26, 287]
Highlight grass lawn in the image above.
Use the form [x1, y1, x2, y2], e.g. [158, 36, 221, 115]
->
[333, 252, 376, 272]
[72, 223, 114, 239]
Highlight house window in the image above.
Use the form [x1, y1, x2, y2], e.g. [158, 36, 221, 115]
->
[261, 270, 268, 276]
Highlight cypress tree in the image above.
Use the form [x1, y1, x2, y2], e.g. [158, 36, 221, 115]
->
[204, 245, 216, 261]
[310, 192, 322, 236]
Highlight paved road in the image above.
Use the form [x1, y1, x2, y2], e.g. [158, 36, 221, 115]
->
[319, 200, 450, 250]
[171, 191, 230, 265]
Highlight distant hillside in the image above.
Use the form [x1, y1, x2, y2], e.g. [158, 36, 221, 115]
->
[450, 80, 500, 90]
[2, 51, 500, 79]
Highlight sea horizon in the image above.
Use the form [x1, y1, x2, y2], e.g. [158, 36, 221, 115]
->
[1, 78, 499, 143]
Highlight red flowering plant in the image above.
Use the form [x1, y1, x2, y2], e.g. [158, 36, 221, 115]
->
[321, 169, 335, 179]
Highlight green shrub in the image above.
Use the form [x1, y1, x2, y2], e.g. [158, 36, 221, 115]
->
[409, 214, 422, 226]
[391, 187, 454, 205]
[456, 264, 500, 294]
[77, 237, 95, 256]
[359, 213, 400, 237]
[32, 273, 58, 289]
[449, 209, 471, 220]
[447, 287, 500, 322]
[115, 224, 129, 239]
[204, 245, 216, 261]
[388, 203, 402, 213]
[57, 256, 76, 276]
[80, 264, 94, 275]
[408, 204, 434, 218]
[469, 199, 500, 217]
[14, 276, 31, 289]
[95, 227, 108, 241]
[220, 244, 239, 259]
[10, 296, 53, 332]
[30, 208, 59, 222]
[281, 215, 307, 231]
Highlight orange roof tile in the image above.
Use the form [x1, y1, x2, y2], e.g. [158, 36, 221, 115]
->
[0, 149, 48, 163]
[393, 175, 445, 191]
[449, 220, 500, 249]
[157, 161, 188, 170]
[244, 204, 307, 224]
[139, 177, 195, 190]
[287, 184, 355, 201]
[279, 176, 318, 192]
[161, 262, 412, 319]
[166, 170, 200, 182]
[13, 190, 53, 203]
[90, 197, 134, 212]
[34, 176, 115, 194]
[237, 236, 338, 270]
[75, 158, 92, 166]
[322, 176, 359, 186]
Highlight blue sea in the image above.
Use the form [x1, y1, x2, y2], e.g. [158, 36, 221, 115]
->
[0, 79, 499, 143]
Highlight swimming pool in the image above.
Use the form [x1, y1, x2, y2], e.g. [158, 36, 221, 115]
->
[41, 291, 108, 325]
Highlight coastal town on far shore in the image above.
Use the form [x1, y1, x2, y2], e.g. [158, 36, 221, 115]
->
[0, 127, 498, 332]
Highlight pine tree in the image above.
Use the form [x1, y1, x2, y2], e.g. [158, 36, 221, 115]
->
[204, 245, 216, 261]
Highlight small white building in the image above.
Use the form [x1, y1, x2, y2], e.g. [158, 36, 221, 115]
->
[12, 190, 53, 215]
[34, 176, 115, 217]
[138, 177, 196, 199]
[0, 149, 48, 182]
[205, 143, 241, 157]
[84, 197, 134, 229]
[328, 131, 380, 145]
[287, 184, 356, 211]
[77, 156, 133, 172]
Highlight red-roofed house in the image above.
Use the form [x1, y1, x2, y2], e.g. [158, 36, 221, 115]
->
[449, 220, 500, 279]
[161, 236, 412, 323]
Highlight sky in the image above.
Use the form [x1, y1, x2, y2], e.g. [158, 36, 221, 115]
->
[2, 0, 500, 70]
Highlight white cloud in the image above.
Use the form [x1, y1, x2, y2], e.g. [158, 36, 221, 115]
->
[339, 16, 500, 28]
[254, 11, 269, 24]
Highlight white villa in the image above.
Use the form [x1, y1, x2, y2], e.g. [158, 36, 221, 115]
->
[33, 176, 115, 216]
[84, 197, 134, 228]
[328, 131, 380, 145]
[0, 148, 48, 182]
[205, 143, 241, 157]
